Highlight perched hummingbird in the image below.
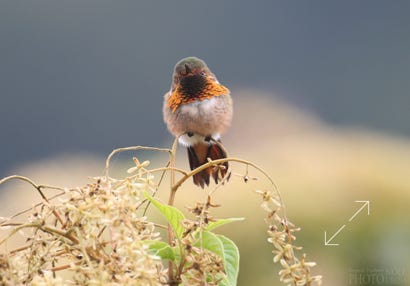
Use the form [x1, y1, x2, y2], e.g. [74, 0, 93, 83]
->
[163, 57, 233, 188]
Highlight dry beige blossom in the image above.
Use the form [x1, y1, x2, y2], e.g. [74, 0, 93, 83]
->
[1, 143, 322, 285]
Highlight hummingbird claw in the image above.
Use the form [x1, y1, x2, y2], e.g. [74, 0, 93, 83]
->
[187, 132, 194, 137]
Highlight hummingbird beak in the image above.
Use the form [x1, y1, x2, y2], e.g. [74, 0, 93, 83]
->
[184, 64, 192, 75]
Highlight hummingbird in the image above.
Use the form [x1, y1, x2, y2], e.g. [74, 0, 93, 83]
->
[163, 57, 233, 188]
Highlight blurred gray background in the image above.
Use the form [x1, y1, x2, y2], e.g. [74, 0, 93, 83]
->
[1, 0, 409, 176]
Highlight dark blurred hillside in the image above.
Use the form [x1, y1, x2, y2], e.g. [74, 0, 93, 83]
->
[1, 0, 409, 176]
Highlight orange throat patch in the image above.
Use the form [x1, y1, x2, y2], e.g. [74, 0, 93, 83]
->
[167, 81, 229, 112]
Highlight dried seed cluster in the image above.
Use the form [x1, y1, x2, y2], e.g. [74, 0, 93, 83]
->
[0, 161, 166, 285]
[255, 189, 322, 285]
[177, 197, 225, 285]
[1, 149, 323, 286]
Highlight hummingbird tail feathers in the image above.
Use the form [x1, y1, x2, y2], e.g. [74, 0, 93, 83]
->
[187, 142, 229, 188]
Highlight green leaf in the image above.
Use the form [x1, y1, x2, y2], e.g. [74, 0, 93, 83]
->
[143, 192, 185, 239]
[206, 218, 245, 231]
[217, 235, 240, 286]
[145, 240, 175, 261]
[196, 231, 225, 260]
[195, 232, 240, 286]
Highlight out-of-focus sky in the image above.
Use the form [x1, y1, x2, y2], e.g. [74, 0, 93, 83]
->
[1, 0, 409, 176]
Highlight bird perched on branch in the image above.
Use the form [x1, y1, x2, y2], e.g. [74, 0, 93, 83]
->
[163, 57, 233, 188]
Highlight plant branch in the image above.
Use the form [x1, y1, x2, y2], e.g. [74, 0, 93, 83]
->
[171, 157, 285, 216]
[104, 146, 171, 177]
[0, 175, 66, 226]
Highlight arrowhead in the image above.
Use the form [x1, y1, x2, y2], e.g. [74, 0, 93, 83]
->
[324, 224, 346, 246]
[324, 231, 339, 246]
[349, 201, 370, 222]
[355, 200, 370, 215]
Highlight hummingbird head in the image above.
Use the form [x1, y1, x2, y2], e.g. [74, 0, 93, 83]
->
[173, 57, 210, 78]
[171, 57, 216, 96]
[167, 57, 229, 112]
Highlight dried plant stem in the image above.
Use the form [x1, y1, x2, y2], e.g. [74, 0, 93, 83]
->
[0, 175, 66, 226]
[172, 157, 285, 216]
[104, 145, 172, 178]
[140, 167, 188, 177]
[0, 223, 78, 246]
[0, 175, 64, 193]
[167, 137, 180, 286]
[167, 137, 179, 206]
[50, 261, 80, 272]
[7, 191, 65, 220]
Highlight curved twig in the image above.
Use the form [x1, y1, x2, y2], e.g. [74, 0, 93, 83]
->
[104, 146, 172, 177]
[0, 175, 66, 225]
[171, 157, 285, 216]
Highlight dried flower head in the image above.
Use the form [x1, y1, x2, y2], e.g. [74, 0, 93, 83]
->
[255, 189, 322, 285]
[1, 142, 322, 286]
[0, 169, 165, 285]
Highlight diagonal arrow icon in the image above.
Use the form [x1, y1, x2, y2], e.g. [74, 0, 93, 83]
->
[324, 200, 371, 246]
